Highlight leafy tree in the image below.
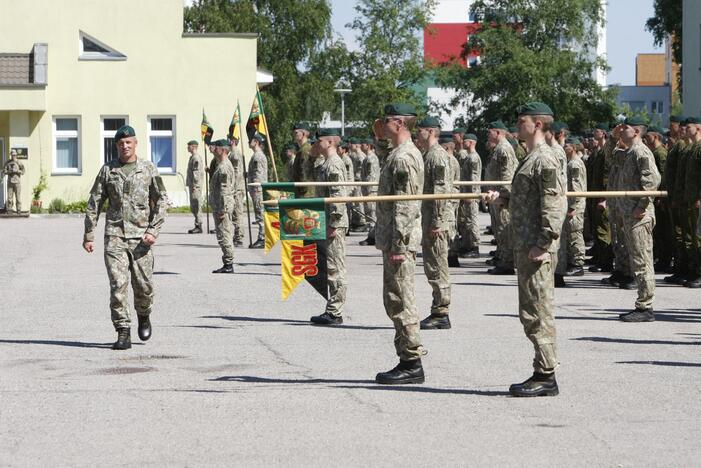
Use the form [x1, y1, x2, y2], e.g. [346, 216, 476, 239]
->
[646, 0, 682, 90]
[433, 0, 616, 133]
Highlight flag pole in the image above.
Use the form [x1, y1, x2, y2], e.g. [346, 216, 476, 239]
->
[257, 85, 279, 182]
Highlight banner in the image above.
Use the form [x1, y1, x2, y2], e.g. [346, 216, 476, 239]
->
[246, 90, 268, 140]
[228, 101, 242, 141]
[262, 183, 296, 254]
[279, 198, 326, 241]
[200, 109, 213, 145]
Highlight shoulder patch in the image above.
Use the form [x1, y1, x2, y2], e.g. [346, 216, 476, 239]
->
[542, 168, 556, 189]
[155, 176, 166, 192]
[638, 156, 650, 171]
[434, 165, 445, 182]
[329, 172, 340, 182]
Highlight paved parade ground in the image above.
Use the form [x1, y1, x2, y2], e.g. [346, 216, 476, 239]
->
[1, 214, 700, 467]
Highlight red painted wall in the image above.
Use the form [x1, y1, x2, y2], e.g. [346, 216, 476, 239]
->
[424, 23, 481, 67]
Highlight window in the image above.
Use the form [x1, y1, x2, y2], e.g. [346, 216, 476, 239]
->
[651, 101, 664, 114]
[53, 117, 81, 174]
[148, 116, 175, 174]
[79, 31, 126, 61]
[101, 116, 128, 164]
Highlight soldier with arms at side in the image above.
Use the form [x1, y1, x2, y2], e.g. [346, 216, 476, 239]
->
[248, 133, 268, 248]
[3, 149, 25, 213]
[210, 139, 237, 274]
[185, 140, 204, 234]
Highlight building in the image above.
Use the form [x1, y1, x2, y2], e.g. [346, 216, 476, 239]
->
[0, 0, 259, 210]
[636, 53, 666, 86]
[683, 0, 701, 117]
[611, 52, 672, 125]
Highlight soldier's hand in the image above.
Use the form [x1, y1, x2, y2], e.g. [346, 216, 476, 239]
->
[566, 209, 574, 218]
[483, 190, 500, 203]
[372, 119, 385, 140]
[327, 227, 337, 238]
[632, 207, 645, 220]
[429, 228, 442, 239]
[597, 200, 606, 210]
[527, 246, 548, 262]
[696, 199, 700, 209]
[389, 253, 406, 264]
[83, 241, 94, 253]
[142, 233, 157, 246]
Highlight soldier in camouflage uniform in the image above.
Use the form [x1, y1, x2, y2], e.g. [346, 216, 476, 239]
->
[310, 128, 349, 325]
[665, 120, 690, 284]
[487, 103, 566, 397]
[248, 133, 268, 248]
[348, 138, 367, 230]
[452, 128, 468, 166]
[563, 138, 587, 275]
[83, 125, 167, 350]
[373, 103, 426, 385]
[291, 123, 315, 199]
[209, 139, 237, 273]
[3, 149, 25, 213]
[509, 126, 527, 161]
[645, 126, 672, 271]
[283, 143, 297, 182]
[360, 139, 380, 246]
[589, 124, 615, 273]
[680, 117, 701, 288]
[439, 132, 462, 268]
[459, 134, 482, 257]
[416, 118, 454, 330]
[186, 140, 204, 233]
[228, 137, 246, 247]
[546, 123, 570, 287]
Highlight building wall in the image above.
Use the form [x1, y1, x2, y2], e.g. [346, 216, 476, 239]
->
[613, 85, 670, 125]
[636, 54, 666, 86]
[683, 0, 701, 117]
[0, 0, 258, 208]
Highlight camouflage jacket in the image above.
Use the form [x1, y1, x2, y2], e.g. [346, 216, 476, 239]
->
[421, 143, 454, 233]
[457, 148, 469, 166]
[550, 141, 567, 183]
[284, 155, 295, 182]
[683, 141, 701, 204]
[361, 150, 380, 194]
[315, 153, 348, 229]
[228, 147, 246, 192]
[210, 157, 235, 214]
[618, 140, 661, 216]
[375, 139, 424, 253]
[672, 142, 692, 203]
[341, 153, 354, 183]
[186, 153, 204, 189]
[351, 150, 366, 181]
[662, 139, 685, 192]
[460, 151, 482, 194]
[567, 156, 587, 214]
[84, 158, 167, 242]
[248, 149, 268, 185]
[493, 138, 518, 199]
[510, 142, 566, 253]
[292, 141, 315, 198]
[3, 160, 24, 184]
[651, 144, 668, 178]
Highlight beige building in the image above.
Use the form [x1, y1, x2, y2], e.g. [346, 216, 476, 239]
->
[0, 0, 259, 209]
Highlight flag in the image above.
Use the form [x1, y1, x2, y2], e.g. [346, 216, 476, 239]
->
[228, 101, 242, 140]
[278, 198, 328, 300]
[262, 182, 295, 254]
[246, 90, 268, 140]
[201, 109, 213, 145]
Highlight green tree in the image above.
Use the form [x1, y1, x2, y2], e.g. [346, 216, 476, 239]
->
[433, 0, 616, 133]
[646, 0, 682, 91]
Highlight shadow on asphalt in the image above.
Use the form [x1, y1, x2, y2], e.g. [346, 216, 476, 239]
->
[154, 271, 180, 275]
[165, 243, 220, 249]
[617, 360, 701, 367]
[453, 282, 515, 288]
[576, 308, 701, 323]
[573, 336, 701, 346]
[484, 313, 618, 321]
[201, 315, 393, 330]
[0, 339, 143, 349]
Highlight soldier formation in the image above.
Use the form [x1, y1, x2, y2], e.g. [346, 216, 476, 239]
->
[82, 101, 699, 397]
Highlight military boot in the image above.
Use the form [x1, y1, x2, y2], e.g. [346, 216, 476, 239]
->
[188, 226, 203, 234]
[375, 359, 425, 385]
[448, 255, 461, 268]
[250, 239, 264, 249]
[420, 314, 451, 330]
[565, 266, 584, 276]
[212, 264, 234, 274]
[683, 276, 701, 288]
[663, 273, 685, 285]
[488, 266, 515, 275]
[619, 308, 655, 322]
[601, 271, 623, 287]
[137, 315, 152, 341]
[359, 237, 375, 246]
[554, 274, 566, 288]
[617, 276, 636, 290]
[461, 248, 480, 258]
[310, 312, 343, 325]
[113, 329, 131, 350]
[509, 372, 559, 397]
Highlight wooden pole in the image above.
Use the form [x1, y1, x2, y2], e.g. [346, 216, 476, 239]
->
[249, 180, 511, 188]
[257, 85, 279, 182]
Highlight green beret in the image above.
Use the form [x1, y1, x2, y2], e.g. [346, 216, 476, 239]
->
[365, 138, 375, 145]
[565, 137, 581, 146]
[212, 139, 230, 148]
[439, 131, 454, 144]
[451, 127, 466, 135]
[487, 120, 508, 131]
[417, 116, 441, 128]
[594, 122, 609, 131]
[464, 133, 477, 141]
[552, 122, 569, 134]
[508, 126, 518, 133]
[251, 132, 266, 144]
[317, 128, 341, 137]
[114, 125, 136, 141]
[684, 116, 700, 125]
[284, 143, 297, 151]
[516, 102, 554, 116]
[647, 125, 664, 135]
[670, 115, 682, 123]
[293, 122, 311, 131]
[187, 140, 199, 146]
[348, 137, 360, 144]
[625, 116, 648, 127]
[384, 103, 417, 116]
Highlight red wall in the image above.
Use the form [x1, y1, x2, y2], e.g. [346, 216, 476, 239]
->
[424, 23, 481, 67]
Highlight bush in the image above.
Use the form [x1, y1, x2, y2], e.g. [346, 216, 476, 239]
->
[46, 198, 88, 214]
[48, 198, 67, 213]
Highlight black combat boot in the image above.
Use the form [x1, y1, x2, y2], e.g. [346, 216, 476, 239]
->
[250, 239, 264, 249]
[509, 372, 559, 397]
[310, 312, 343, 325]
[565, 266, 584, 276]
[137, 315, 152, 341]
[601, 271, 623, 286]
[554, 274, 566, 288]
[619, 308, 655, 322]
[188, 226, 203, 234]
[664, 273, 685, 285]
[359, 237, 375, 246]
[375, 359, 425, 385]
[488, 266, 515, 275]
[212, 264, 234, 274]
[113, 328, 131, 350]
[420, 314, 451, 330]
[461, 248, 480, 258]
[683, 276, 701, 288]
[448, 255, 461, 267]
[617, 276, 636, 290]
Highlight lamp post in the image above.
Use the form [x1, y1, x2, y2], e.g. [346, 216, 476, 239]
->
[334, 84, 352, 136]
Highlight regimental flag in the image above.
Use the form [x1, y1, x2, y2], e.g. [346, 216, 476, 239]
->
[228, 101, 242, 141]
[201, 110, 213, 145]
[262, 182, 295, 254]
[278, 198, 328, 300]
[246, 90, 268, 140]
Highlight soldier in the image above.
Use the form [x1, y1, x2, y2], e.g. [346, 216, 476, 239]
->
[416, 117, 454, 330]
[589, 124, 615, 273]
[83, 125, 167, 350]
[372, 103, 426, 385]
[564, 138, 587, 276]
[440, 132, 462, 268]
[248, 133, 268, 248]
[360, 138, 380, 246]
[349, 138, 367, 231]
[291, 122, 315, 198]
[486, 120, 518, 275]
[283, 143, 297, 182]
[645, 126, 672, 272]
[681, 117, 701, 288]
[185, 140, 204, 233]
[509, 126, 527, 161]
[3, 149, 25, 213]
[665, 119, 689, 285]
[452, 127, 468, 165]
[486, 102, 566, 397]
[310, 128, 349, 325]
[459, 133, 482, 258]
[210, 139, 236, 274]
[228, 137, 246, 247]
[546, 123, 570, 287]
[616, 117, 661, 321]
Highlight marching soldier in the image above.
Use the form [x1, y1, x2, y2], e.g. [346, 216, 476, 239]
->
[248, 133, 268, 248]
[360, 138, 380, 246]
[3, 149, 25, 213]
[83, 125, 167, 350]
[210, 139, 236, 274]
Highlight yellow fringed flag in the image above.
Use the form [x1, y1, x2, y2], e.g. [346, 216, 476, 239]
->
[228, 101, 242, 141]
[246, 90, 268, 140]
[201, 109, 213, 145]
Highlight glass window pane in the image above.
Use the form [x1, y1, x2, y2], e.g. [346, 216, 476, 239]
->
[104, 118, 126, 131]
[104, 137, 119, 163]
[150, 136, 173, 169]
[56, 137, 78, 168]
[56, 118, 78, 132]
[151, 118, 173, 131]
[83, 37, 110, 53]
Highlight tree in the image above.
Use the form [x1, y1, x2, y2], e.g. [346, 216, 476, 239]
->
[433, 0, 616, 133]
[646, 0, 682, 91]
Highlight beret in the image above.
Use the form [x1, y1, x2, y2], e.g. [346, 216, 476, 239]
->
[212, 139, 230, 147]
[438, 131, 454, 144]
[594, 122, 609, 131]
[365, 138, 375, 145]
[565, 137, 581, 145]
[516, 102, 554, 116]
[464, 133, 478, 141]
[684, 116, 700, 125]
[251, 132, 266, 144]
[187, 140, 199, 146]
[508, 126, 518, 133]
[487, 120, 508, 130]
[317, 128, 341, 137]
[552, 121, 569, 133]
[625, 116, 649, 127]
[417, 116, 441, 128]
[349, 137, 360, 144]
[669, 115, 682, 123]
[284, 143, 297, 151]
[451, 127, 466, 134]
[114, 125, 136, 141]
[647, 125, 665, 135]
[384, 103, 417, 116]
[293, 122, 311, 131]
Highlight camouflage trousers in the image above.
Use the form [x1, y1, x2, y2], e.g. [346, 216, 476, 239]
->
[671, 203, 689, 275]
[592, 206, 613, 267]
[382, 251, 424, 361]
[653, 200, 673, 266]
[610, 204, 631, 276]
[515, 249, 558, 374]
[556, 219, 568, 275]
[622, 216, 656, 310]
[326, 230, 347, 317]
[421, 230, 451, 316]
[364, 200, 376, 237]
[189, 187, 202, 227]
[214, 210, 234, 265]
[250, 188, 264, 241]
[104, 236, 154, 330]
[494, 203, 513, 268]
[566, 214, 585, 267]
[458, 200, 480, 250]
[7, 182, 21, 212]
[233, 190, 245, 243]
[350, 186, 365, 227]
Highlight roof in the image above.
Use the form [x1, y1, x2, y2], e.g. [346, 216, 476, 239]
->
[0, 53, 31, 85]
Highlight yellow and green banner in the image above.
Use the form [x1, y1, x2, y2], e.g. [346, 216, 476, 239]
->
[200, 109, 213, 145]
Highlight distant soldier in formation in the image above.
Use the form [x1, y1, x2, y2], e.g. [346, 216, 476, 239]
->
[458, 133, 482, 258]
[185, 140, 204, 234]
[291, 122, 315, 199]
[83, 125, 167, 350]
[283, 143, 297, 182]
[3, 148, 25, 213]
[563, 137, 587, 277]
[676, 117, 701, 288]
[349, 138, 367, 231]
[439, 131, 462, 268]
[360, 138, 380, 246]
[645, 125, 672, 272]
[228, 136, 246, 247]
[210, 139, 237, 274]
[248, 133, 268, 248]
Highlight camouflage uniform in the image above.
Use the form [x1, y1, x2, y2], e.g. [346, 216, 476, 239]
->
[3, 158, 24, 212]
[248, 148, 268, 242]
[590, 139, 615, 268]
[315, 152, 348, 317]
[210, 158, 236, 265]
[446, 153, 462, 257]
[550, 141, 569, 275]
[361, 149, 380, 237]
[84, 159, 167, 330]
[292, 141, 315, 198]
[350, 149, 367, 227]
[228, 147, 246, 244]
[376, 139, 425, 361]
[619, 140, 661, 309]
[682, 141, 701, 278]
[459, 150, 482, 250]
[651, 144, 672, 267]
[284, 154, 295, 182]
[665, 139, 686, 275]
[609, 145, 633, 278]
[492, 139, 518, 269]
[565, 155, 587, 267]
[510, 142, 566, 374]
[186, 151, 204, 228]
[421, 143, 453, 316]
